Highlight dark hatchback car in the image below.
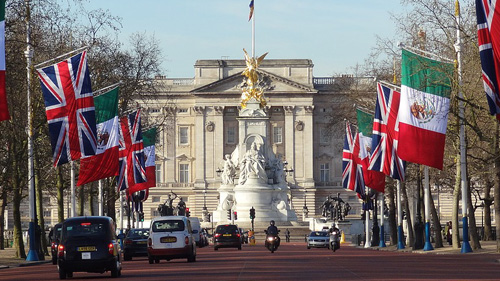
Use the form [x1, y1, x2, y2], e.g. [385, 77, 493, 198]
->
[57, 216, 122, 279]
[123, 228, 149, 261]
[50, 222, 63, 265]
[213, 224, 241, 251]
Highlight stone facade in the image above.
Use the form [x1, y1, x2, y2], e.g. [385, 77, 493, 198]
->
[137, 58, 373, 224]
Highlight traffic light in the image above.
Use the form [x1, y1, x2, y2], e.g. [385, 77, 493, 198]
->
[250, 207, 255, 219]
[139, 212, 144, 222]
[227, 209, 232, 220]
[233, 211, 238, 220]
[186, 208, 190, 217]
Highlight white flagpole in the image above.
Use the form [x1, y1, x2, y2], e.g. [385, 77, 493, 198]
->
[379, 193, 386, 247]
[252, 0, 255, 58]
[455, 0, 472, 253]
[98, 180, 103, 216]
[423, 166, 434, 250]
[364, 187, 371, 248]
[33, 45, 89, 69]
[71, 161, 76, 217]
[397, 180, 405, 249]
[25, 0, 39, 261]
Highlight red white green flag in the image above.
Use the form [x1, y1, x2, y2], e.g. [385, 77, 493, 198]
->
[128, 127, 157, 195]
[77, 87, 120, 186]
[398, 49, 453, 170]
[0, 0, 9, 121]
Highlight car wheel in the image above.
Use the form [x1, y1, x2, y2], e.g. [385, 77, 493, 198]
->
[66, 272, 73, 278]
[307, 246, 310, 249]
[111, 260, 120, 278]
[238, 245, 242, 250]
[52, 257, 57, 265]
[58, 267, 67, 280]
[187, 251, 196, 262]
[148, 255, 154, 264]
[124, 254, 132, 261]
[154, 258, 160, 264]
[214, 247, 218, 251]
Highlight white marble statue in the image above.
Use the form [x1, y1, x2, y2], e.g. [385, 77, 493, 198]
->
[239, 141, 267, 185]
[221, 154, 236, 185]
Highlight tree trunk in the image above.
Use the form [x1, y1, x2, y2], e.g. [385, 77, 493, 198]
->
[56, 167, 64, 223]
[453, 155, 461, 249]
[12, 181, 25, 258]
[78, 184, 84, 216]
[0, 189, 6, 249]
[107, 179, 116, 221]
[401, 180, 414, 247]
[493, 123, 500, 253]
[88, 182, 95, 216]
[467, 181, 481, 249]
[483, 176, 493, 241]
[35, 159, 48, 257]
[387, 183, 398, 245]
[429, 188, 443, 248]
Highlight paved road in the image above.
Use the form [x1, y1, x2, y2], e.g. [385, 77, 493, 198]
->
[0, 243, 499, 280]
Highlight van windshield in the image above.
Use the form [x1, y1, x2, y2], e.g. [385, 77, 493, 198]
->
[152, 220, 185, 232]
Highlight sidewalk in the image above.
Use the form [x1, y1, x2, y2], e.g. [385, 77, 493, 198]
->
[355, 240, 500, 255]
[0, 248, 51, 269]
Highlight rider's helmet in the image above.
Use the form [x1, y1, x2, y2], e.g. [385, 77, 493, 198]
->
[270, 220, 275, 226]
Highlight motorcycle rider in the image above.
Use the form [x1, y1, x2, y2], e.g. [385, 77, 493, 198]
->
[266, 220, 280, 246]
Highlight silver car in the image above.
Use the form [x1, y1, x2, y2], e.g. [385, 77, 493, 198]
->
[307, 231, 330, 249]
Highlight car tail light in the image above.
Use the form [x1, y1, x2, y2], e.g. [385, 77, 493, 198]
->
[124, 239, 132, 245]
[51, 242, 56, 249]
[57, 244, 65, 258]
[148, 238, 152, 247]
[108, 243, 114, 255]
[185, 236, 189, 245]
[236, 233, 241, 238]
[214, 233, 221, 238]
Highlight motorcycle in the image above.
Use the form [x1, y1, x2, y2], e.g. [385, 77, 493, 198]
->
[329, 228, 340, 252]
[264, 230, 280, 253]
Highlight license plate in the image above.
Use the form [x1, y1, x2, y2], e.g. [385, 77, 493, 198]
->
[223, 234, 232, 237]
[137, 241, 147, 244]
[77, 246, 96, 252]
[160, 237, 176, 243]
[81, 252, 91, 259]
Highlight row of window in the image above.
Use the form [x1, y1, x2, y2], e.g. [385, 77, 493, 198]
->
[178, 126, 287, 145]
[154, 162, 332, 184]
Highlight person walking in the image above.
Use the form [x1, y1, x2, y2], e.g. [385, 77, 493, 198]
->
[285, 228, 290, 242]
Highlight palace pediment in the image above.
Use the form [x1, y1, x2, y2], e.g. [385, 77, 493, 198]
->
[191, 70, 317, 95]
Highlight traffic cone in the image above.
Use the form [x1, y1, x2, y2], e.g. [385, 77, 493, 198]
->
[340, 230, 346, 244]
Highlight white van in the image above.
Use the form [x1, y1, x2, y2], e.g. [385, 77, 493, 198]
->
[147, 216, 196, 263]
[188, 217, 202, 247]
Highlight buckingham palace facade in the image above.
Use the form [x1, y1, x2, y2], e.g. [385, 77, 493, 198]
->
[138, 58, 374, 223]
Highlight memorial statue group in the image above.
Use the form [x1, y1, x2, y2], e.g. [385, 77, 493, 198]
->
[157, 191, 187, 216]
[320, 193, 351, 222]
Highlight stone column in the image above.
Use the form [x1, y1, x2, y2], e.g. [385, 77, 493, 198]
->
[283, 106, 295, 178]
[164, 107, 177, 184]
[303, 106, 315, 182]
[193, 106, 206, 188]
[213, 106, 224, 179]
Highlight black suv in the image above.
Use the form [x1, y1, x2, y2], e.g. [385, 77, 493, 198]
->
[49, 222, 63, 265]
[123, 228, 149, 261]
[57, 216, 122, 279]
[213, 224, 242, 251]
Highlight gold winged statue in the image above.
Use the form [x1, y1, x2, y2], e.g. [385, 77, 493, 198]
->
[241, 48, 268, 108]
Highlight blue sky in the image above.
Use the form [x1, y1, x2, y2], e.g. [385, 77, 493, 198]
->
[87, 0, 405, 78]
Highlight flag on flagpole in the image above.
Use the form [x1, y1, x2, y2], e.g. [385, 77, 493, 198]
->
[342, 121, 364, 195]
[117, 110, 146, 191]
[0, 0, 9, 122]
[128, 127, 157, 195]
[357, 109, 385, 193]
[77, 87, 120, 186]
[37, 51, 97, 166]
[248, 0, 254, 21]
[398, 49, 453, 170]
[369, 83, 406, 181]
[476, 0, 500, 121]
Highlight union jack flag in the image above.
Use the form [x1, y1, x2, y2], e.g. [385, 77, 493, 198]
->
[342, 121, 364, 195]
[476, 0, 500, 121]
[369, 83, 405, 181]
[37, 51, 97, 166]
[117, 110, 146, 192]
